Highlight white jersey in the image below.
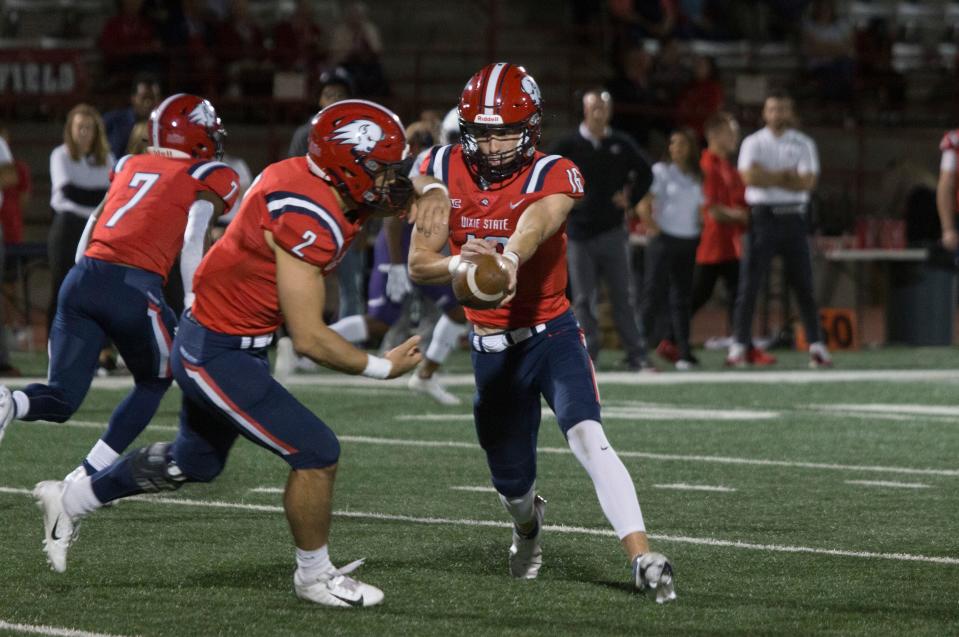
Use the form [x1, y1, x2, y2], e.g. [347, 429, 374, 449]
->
[738, 127, 818, 205]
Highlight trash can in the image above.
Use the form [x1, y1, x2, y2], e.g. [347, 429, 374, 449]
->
[886, 262, 956, 346]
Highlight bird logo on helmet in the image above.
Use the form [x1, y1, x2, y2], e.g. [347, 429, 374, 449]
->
[331, 120, 385, 153]
[458, 63, 543, 189]
[307, 99, 413, 214]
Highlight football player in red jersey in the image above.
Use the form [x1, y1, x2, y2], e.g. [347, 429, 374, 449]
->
[33, 100, 437, 608]
[0, 94, 238, 468]
[409, 63, 676, 602]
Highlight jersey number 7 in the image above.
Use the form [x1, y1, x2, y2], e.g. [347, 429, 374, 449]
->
[106, 172, 161, 228]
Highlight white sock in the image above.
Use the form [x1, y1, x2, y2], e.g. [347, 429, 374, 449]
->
[12, 390, 28, 419]
[566, 420, 646, 538]
[498, 486, 536, 526]
[85, 439, 119, 472]
[425, 315, 466, 365]
[329, 315, 369, 344]
[296, 544, 333, 579]
[62, 475, 102, 518]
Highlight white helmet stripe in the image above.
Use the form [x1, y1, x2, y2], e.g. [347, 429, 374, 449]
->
[483, 63, 507, 115]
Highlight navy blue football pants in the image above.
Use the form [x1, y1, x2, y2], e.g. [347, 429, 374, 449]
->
[22, 257, 175, 455]
[470, 310, 602, 498]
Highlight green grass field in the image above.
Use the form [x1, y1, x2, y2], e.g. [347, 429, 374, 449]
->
[1, 347, 958, 636]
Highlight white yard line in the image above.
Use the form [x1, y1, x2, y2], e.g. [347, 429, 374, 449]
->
[449, 486, 497, 493]
[812, 404, 959, 417]
[653, 483, 737, 492]
[249, 487, 284, 494]
[7, 369, 959, 390]
[1, 487, 955, 566]
[20, 422, 959, 478]
[0, 620, 134, 637]
[845, 480, 930, 489]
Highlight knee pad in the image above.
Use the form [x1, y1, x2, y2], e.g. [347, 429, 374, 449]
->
[129, 442, 189, 492]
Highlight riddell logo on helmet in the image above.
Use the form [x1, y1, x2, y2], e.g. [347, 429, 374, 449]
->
[473, 114, 504, 125]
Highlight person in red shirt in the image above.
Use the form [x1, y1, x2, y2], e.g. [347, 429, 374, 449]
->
[0, 125, 28, 246]
[33, 99, 444, 609]
[691, 111, 748, 337]
[409, 63, 676, 602]
[675, 55, 724, 139]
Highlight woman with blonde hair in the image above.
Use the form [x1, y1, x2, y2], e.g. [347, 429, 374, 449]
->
[48, 104, 114, 331]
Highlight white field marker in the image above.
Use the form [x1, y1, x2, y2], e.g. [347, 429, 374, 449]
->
[653, 483, 737, 492]
[845, 480, 930, 489]
[2, 487, 955, 566]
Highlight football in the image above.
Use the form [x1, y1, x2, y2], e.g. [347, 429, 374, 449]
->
[451, 253, 511, 309]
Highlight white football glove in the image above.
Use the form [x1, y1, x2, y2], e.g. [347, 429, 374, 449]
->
[380, 264, 411, 303]
[633, 552, 676, 604]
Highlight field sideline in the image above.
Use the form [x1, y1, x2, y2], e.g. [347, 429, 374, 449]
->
[1, 347, 957, 636]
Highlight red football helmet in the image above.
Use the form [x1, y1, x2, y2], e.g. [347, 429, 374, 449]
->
[458, 63, 543, 188]
[149, 93, 225, 160]
[308, 99, 412, 212]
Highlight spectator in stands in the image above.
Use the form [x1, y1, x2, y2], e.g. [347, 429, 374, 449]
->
[638, 128, 703, 369]
[102, 74, 161, 162]
[271, 0, 326, 73]
[287, 67, 364, 321]
[550, 89, 653, 371]
[162, 0, 216, 95]
[0, 127, 22, 375]
[125, 121, 150, 156]
[608, 0, 678, 49]
[330, 1, 390, 97]
[607, 46, 664, 147]
[730, 91, 831, 368]
[675, 55, 724, 138]
[214, 0, 270, 97]
[937, 129, 959, 253]
[677, 0, 728, 40]
[691, 112, 747, 344]
[0, 126, 28, 247]
[649, 37, 692, 112]
[855, 17, 905, 114]
[802, 0, 855, 105]
[48, 105, 114, 333]
[97, 0, 164, 87]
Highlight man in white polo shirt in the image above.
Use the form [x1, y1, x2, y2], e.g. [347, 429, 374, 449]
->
[728, 91, 832, 368]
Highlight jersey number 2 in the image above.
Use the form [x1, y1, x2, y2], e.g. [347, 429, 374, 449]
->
[292, 230, 318, 257]
[106, 172, 161, 228]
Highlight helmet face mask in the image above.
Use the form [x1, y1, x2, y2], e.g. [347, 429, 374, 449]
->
[361, 154, 414, 215]
[459, 120, 537, 187]
[458, 63, 543, 189]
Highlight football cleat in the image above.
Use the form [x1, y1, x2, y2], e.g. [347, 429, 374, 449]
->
[408, 373, 461, 406]
[632, 552, 676, 604]
[809, 342, 833, 369]
[0, 385, 14, 448]
[508, 494, 546, 579]
[294, 559, 384, 608]
[747, 347, 777, 366]
[33, 480, 79, 573]
[655, 339, 680, 364]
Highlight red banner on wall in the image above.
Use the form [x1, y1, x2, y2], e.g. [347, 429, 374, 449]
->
[0, 49, 89, 100]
